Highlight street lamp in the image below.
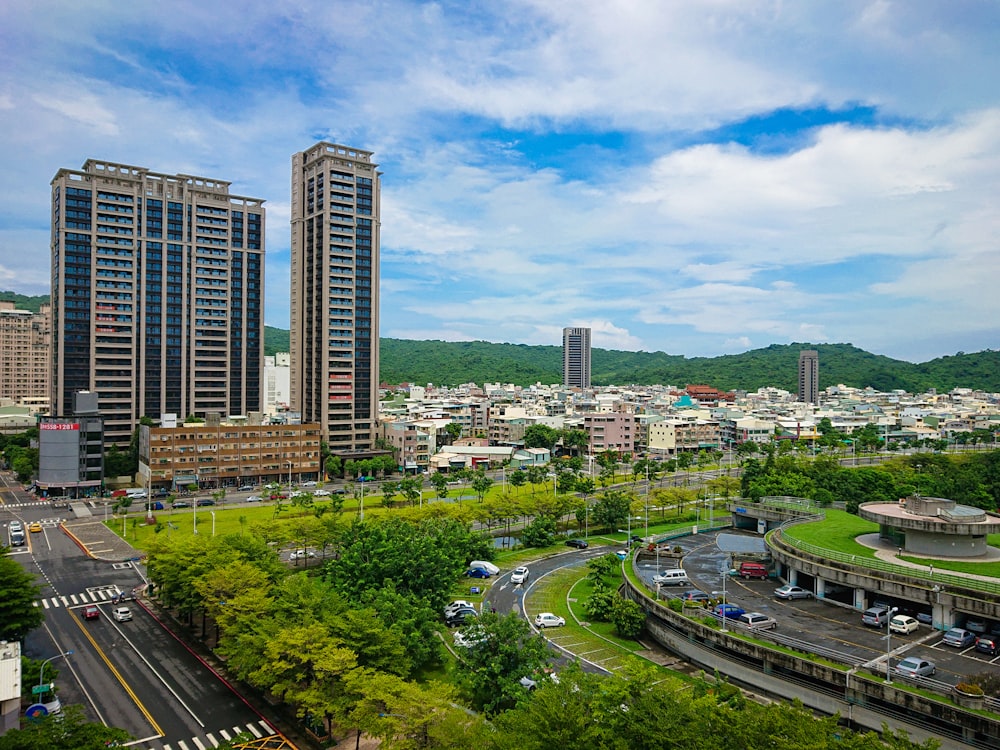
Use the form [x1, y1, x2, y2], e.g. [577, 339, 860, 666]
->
[39, 650, 73, 694]
[210, 510, 216, 537]
[721, 557, 730, 632]
[885, 606, 899, 683]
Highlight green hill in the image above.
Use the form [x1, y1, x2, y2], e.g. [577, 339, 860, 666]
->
[9, 294, 999, 392]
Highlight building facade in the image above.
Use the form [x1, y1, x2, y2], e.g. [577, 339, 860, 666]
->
[290, 143, 380, 453]
[562, 327, 591, 388]
[138, 420, 322, 491]
[50, 160, 265, 445]
[36, 392, 104, 498]
[0, 301, 50, 411]
[798, 350, 819, 405]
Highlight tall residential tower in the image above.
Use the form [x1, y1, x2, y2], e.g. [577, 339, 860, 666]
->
[51, 160, 265, 445]
[798, 349, 819, 404]
[563, 327, 592, 388]
[290, 143, 380, 452]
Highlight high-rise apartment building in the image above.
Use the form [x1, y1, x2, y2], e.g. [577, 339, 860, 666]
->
[51, 160, 265, 445]
[290, 143, 380, 452]
[0, 301, 50, 411]
[798, 349, 819, 404]
[563, 327, 591, 388]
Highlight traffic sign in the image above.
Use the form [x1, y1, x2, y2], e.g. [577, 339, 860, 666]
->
[25, 703, 48, 720]
[31, 683, 53, 695]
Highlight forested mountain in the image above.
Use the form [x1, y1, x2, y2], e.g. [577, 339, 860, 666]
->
[7, 297, 998, 392]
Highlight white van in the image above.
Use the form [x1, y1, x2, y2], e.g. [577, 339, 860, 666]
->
[653, 569, 689, 586]
[468, 560, 500, 576]
[125, 488, 147, 499]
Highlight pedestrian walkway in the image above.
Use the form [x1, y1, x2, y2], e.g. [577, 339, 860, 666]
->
[0, 500, 50, 509]
[33, 583, 135, 609]
[135, 719, 277, 750]
[858, 532, 1000, 581]
[63, 519, 144, 562]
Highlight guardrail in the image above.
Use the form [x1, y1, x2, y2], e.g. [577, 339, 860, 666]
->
[769, 525, 1000, 597]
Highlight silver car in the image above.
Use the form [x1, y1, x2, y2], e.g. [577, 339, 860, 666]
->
[894, 656, 935, 678]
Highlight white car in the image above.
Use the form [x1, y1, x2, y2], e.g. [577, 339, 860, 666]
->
[889, 615, 920, 634]
[313, 489, 331, 496]
[289, 549, 317, 560]
[245, 495, 262, 502]
[444, 600, 476, 618]
[510, 566, 529, 584]
[112, 607, 133, 622]
[534, 612, 566, 628]
[301, 481, 318, 487]
[454, 626, 486, 648]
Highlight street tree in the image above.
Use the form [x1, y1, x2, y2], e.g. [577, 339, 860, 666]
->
[0, 549, 44, 640]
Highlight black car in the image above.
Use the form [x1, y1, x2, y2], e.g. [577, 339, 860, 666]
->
[172, 501, 191, 508]
[566, 538, 589, 549]
[976, 636, 1000, 656]
[446, 608, 478, 627]
[196, 498, 216, 506]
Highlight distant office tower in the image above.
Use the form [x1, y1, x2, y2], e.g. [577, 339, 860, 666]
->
[51, 160, 265, 445]
[0, 300, 50, 411]
[563, 327, 592, 388]
[798, 349, 819, 404]
[290, 143, 380, 452]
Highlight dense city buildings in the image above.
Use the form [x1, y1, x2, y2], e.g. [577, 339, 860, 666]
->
[0, 300, 50, 412]
[798, 349, 819, 404]
[562, 327, 591, 388]
[290, 142, 381, 454]
[50, 160, 265, 446]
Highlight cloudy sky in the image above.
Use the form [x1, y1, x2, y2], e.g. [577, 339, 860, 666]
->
[2, 1, 998, 362]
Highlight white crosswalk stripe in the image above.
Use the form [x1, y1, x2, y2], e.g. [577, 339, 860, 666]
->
[218, 728, 231, 740]
[192, 736, 207, 750]
[245, 721, 263, 738]
[125, 722, 277, 749]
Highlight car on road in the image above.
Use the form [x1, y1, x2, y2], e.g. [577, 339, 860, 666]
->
[238, 484, 254, 491]
[28, 521, 43, 533]
[653, 569, 689, 586]
[737, 612, 778, 630]
[565, 538, 589, 549]
[889, 615, 920, 635]
[195, 498, 216, 506]
[301, 481, 318, 487]
[289, 549, 317, 560]
[774, 585, 812, 600]
[112, 607, 133, 622]
[466, 567, 492, 578]
[534, 612, 566, 628]
[942, 627, 976, 648]
[738, 562, 769, 580]
[313, 489, 331, 496]
[510, 566, 529, 584]
[975, 635, 1000, 656]
[713, 603, 746, 620]
[172, 500, 191, 508]
[83, 605, 100, 621]
[9, 520, 24, 535]
[894, 656, 936, 678]
[245, 495, 261, 502]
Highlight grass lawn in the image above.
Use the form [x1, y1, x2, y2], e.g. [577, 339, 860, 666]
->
[780, 509, 878, 557]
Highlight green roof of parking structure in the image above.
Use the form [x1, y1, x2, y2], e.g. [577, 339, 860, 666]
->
[779, 509, 879, 558]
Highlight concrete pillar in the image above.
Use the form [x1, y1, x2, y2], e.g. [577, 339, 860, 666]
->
[815, 577, 826, 599]
[855, 588, 866, 610]
[932, 602, 953, 630]
[787, 568, 798, 586]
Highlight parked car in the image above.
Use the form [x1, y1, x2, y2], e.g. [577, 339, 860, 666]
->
[510, 566, 529, 584]
[653, 570, 689, 586]
[679, 590, 710, 604]
[916, 612, 934, 625]
[737, 612, 778, 630]
[738, 562, 769, 580]
[534, 612, 566, 628]
[861, 606, 892, 627]
[444, 600, 475, 618]
[238, 485, 255, 491]
[565, 538, 589, 549]
[965, 619, 988, 634]
[453, 626, 486, 649]
[894, 656, 936, 678]
[445, 608, 478, 627]
[289, 549, 317, 560]
[713, 603, 746, 620]
[469, 560, 500, 575]
[466, 567, 492, 579]
[313, 489, 331, 496]
[83, 605, 100, 621]
[975, 636, 1000, 656]
[942, 627, 976, 648]
[112, 606, 133, 623]
[889, 615, 920, 635]
[28, 522, 43, 533]
[301, 481, 318, 487]
[774, 585, 812, 600]
[245, 495, 262, 502]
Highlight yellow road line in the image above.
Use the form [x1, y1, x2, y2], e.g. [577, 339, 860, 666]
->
[72, 613, 163, 735]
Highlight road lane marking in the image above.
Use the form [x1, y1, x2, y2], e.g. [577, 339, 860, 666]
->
[192, 735, 207, 749]
[71, 611, 164, 736]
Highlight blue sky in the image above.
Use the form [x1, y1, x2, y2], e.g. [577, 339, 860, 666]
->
[1, 1, 999, 363]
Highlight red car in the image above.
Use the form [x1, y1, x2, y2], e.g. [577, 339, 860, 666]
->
[83, 605, 100, 620]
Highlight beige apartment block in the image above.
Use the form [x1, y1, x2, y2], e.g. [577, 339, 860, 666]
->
[138, 422, 322, 491]
[290, 143, 380, 453]
[0, 301, 50, 411]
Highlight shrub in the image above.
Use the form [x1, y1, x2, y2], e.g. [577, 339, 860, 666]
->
[955, 682, 984, 696]
[584, 589, 618, 621]
[611, 598, 645, 638]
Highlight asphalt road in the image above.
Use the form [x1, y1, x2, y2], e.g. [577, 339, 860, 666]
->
[2, 472, 277, 749]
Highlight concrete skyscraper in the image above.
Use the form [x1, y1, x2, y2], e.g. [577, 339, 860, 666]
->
[51, 160, 265, 445]
[563, 327, 592, 388]
[290, 143, 380, 452]
[798, 349, 819, 404]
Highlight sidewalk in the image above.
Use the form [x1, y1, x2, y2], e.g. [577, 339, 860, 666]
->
[858, 532, 1000, 582]
[62, 518, 145, 562]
